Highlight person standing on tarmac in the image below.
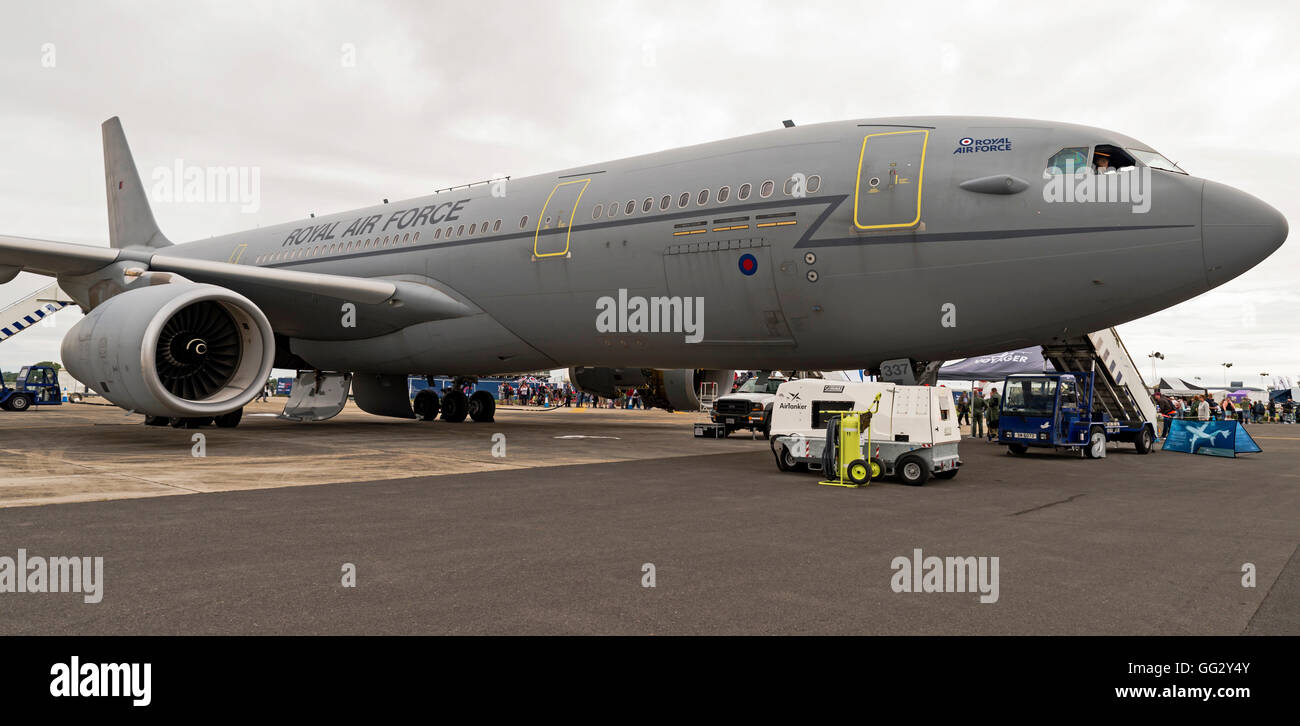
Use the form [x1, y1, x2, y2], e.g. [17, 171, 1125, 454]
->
[985, 387, 1001, 442]
[1154, 391, 1178, 439]
[971, 390, 986, 439]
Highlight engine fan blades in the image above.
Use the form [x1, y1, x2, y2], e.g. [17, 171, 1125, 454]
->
[155, 300, 241, 400]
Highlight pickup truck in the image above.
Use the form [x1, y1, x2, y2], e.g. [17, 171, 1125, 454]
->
[710, 374, 787, 437]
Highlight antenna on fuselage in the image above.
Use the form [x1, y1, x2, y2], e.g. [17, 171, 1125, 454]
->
[782, 120, 795, 128]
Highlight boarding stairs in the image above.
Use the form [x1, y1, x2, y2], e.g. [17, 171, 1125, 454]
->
[1041, 327, 1158, 428]
[0, 282, 73, 342]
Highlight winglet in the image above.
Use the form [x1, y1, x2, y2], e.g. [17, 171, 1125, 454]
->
[102, 117, 171, 249]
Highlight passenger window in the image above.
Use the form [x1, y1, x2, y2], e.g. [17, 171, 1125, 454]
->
[457, 225, 465, 236]
[434, 228, 442, 239]
[493, 220, 501, 232]
[760, 180, 774, 198]
[593, 204, 603, 219]
[783, 177, 795, 195]
[807, 175, 821, 193]
[469, 223, 477, 235]
[519, 215, 528, 229]
[697, 189, 709, 206]
[717, 186, 730, 203]
[660, 195, 671, 210]
[1046, 147, 1089, 175]
[642, 197, 653, 213]
[625, 200, 636, 215]
[738, 183, 751, 200]
[679, 192, 690, 208]
[607, 202, 617, 218]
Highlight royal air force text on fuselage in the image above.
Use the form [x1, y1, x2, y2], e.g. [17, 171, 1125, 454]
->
[281, 198, 472, 246]
[953, 137, 1012, 154]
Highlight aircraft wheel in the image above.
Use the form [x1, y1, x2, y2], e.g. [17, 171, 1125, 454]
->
[144, 414, 170, 427]
[440, 391, 469, 422]
[1134, 426, 1154, 454]
[1083, 427, 1107, 459]
[468, 391, 495, 422]
[413, 390, 440, 421]
[896, 456, 930, 486]
[214, 409, 243, 428]
[1008, 444, 1029, 456]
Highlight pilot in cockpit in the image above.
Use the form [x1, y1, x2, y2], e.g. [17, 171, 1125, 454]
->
[1093, 151, 1114, 173]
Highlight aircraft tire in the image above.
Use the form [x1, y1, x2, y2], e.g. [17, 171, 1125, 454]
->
[440, 391, 469, 423]
[468, 391, 495, 422]
[214, 409, 243, 428]
[144, 414, 170, 426]
[413, 390, 440, 421]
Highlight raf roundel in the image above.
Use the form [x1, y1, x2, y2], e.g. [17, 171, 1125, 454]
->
[959, 137, 973, 146]
[738, 253, 758, 276]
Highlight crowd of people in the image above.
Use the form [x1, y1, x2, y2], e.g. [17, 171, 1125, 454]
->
[495, 379, 645, 409]
[1151, 391, 1293, 437]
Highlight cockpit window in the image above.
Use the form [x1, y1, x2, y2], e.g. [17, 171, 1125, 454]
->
[1045, 147, 1089, 175]
[1092, 144, 1137, 173]
[1126, 149, 1187, 174]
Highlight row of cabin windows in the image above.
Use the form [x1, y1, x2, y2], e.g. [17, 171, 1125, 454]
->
[589, 175, 821, 220]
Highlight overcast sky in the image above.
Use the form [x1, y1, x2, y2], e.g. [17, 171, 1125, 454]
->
[0, 0, 1295, 387]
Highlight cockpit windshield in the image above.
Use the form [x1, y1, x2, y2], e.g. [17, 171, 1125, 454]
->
[1002, 378, 1058, 417]
[1127, 149, 1186, 174]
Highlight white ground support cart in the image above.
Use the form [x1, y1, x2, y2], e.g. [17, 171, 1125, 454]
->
[768, 379, 962, 485]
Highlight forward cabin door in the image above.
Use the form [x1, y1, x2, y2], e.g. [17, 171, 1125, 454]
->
[853, 129, 929, 230]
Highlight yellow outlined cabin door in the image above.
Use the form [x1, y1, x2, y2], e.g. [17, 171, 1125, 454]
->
[852, 130, 928, 230]
[534, 178, 590, 258]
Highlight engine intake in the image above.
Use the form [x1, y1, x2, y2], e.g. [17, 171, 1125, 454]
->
[569, 367, 734, 411]
[61, 282, 275, 417]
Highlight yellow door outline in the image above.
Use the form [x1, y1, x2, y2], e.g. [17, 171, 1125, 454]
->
[228, 243, 248, 263]
[852, 129, 928, 230]
[534, 178, 590, 258]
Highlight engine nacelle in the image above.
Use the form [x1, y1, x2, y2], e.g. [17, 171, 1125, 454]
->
[569, 367, 734, 411]
[61, 282, 275, 417]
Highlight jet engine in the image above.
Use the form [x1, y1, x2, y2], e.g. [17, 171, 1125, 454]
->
[61, 281, 275, 417]
[568, 367, 734, 411]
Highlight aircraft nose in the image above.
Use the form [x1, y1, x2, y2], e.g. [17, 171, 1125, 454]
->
[1202, 180, 1288, 286]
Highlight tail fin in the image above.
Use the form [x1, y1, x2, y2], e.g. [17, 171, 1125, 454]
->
[102, 117, 171, 249]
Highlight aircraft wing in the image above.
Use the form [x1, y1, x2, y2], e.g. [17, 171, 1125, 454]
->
[0, 234, 473, 320]
[0, 235, 121, 280]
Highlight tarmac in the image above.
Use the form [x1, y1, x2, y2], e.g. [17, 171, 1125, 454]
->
[0, 399, 1296, 635]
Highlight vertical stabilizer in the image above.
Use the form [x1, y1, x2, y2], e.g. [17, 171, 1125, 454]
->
[102, 117, 171, 249]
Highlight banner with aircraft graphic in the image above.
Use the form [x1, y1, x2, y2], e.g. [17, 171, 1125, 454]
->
[1161, 419, 1262, 458]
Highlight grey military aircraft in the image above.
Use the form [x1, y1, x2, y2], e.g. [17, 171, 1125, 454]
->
[0, 116, 1287, 426]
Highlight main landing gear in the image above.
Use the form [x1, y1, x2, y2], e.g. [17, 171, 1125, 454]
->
[414, 380, 495, 424]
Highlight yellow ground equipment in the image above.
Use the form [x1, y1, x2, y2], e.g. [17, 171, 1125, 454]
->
[819, 394, 882, 488]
